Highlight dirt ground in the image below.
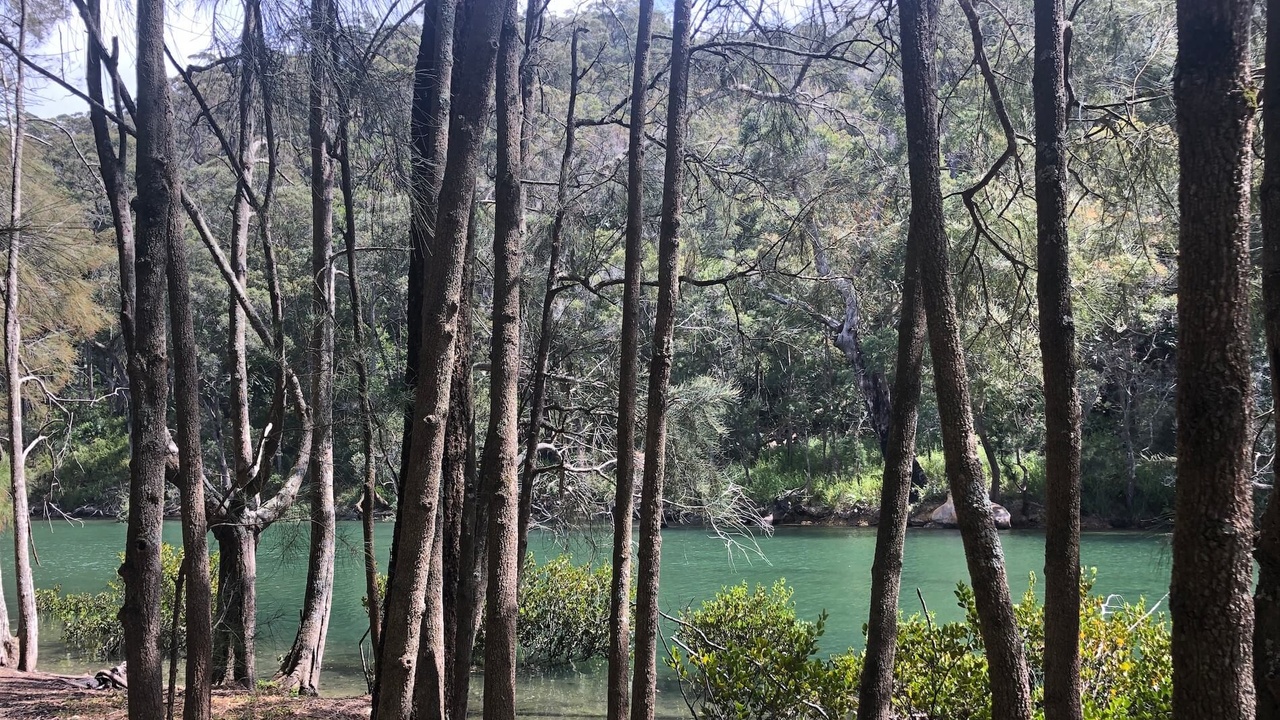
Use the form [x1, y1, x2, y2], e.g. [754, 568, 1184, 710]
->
[0, 668, 370, 720]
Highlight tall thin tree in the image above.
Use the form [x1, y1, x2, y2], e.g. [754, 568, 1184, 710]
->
[165, 97, 213, 720]
[900, 0, 1032, 716]
[629, 1, 689, 718]
[128, 0, 177, 714]
[607, 2, 655, 717]
[1034, 0, 1082, 717]
[276, 0, 337, 694]
[3, 0, 37, 673]
[480, 0, 525, 714]
[1171, 0, 1256, 718]
[373, 0, 507, 710]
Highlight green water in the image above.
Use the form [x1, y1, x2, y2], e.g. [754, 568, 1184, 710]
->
[0, 521, 1172, 717]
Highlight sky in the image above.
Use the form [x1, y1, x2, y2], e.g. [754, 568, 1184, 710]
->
[23, 0, 591, 118]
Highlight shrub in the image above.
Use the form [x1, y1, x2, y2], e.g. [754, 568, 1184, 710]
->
[669, 572, 1171, 720]
[515, 554, 615, 667]
[666, 580, 860, 719]
[474, 553, 622, 669]
[37, 543, 217, 660]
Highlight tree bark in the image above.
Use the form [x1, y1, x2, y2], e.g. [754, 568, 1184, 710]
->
[4, 0, 37, 672]
[480, 3, 525, 716]
[446, 205, 484, 720]
[975, 420, 1000, 504]
[608, 2, 655, 717]
[333, 40, 381, 667]
[900, 0, 1033, 717]
[376, 0, 455, 712]
[166, 143, 212, 720]
[0, 557, 11, 667]
[516, 15, 582, 578]
[512, 0, 544, 580]
[276, 0, 337, 694]
[629, 3, 689, 719]
[1258, 0, 1280, 713]
[373, 0, 506, 709]
[855, 162, 928, 720]
[1171, 1, 1256, 718]
[127, 0, 177, 715]
[1034, 1, 1083, 715]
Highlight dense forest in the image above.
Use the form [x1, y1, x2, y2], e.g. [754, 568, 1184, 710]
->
[0, 0, 1269, 717]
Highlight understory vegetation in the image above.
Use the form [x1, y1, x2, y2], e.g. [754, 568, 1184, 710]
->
[36, 544, 217, 660]
[668, 574, 1171, 720]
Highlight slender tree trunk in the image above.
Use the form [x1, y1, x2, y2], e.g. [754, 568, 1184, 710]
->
[127, 0, 176, 715]
[0, 558, 11, 666]
[277, 0, 337, 694]
[211, 524, 256, 685]
[213, 4, 259, 683]
[517, 19, 582, 579]
[975, 421, 1000, 504]
[1171, 1, 1256, 717]
[629, 3, 689, 719]
[334, 55, 381, 666]
[481, 4, 525, 715]
[1035, 1, 1083, 716]
[166, 145, 212, 720]
[513, 0, 547, 578]
[855, 173, 928, 720]
[3, 0, 37, 672]
[899, 0, 1033, 716]
[375, 0, 455, 711]
[1257, 0, 1280, 714]
[608, 2, 655, 717]
[447, 208, 484, 720]
[374, 0, 506, 710]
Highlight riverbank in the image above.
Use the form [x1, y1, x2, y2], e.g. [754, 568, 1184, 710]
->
[0, 668, 369, 719]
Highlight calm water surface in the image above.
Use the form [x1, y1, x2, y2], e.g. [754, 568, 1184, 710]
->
[0, 521, 1172, 717]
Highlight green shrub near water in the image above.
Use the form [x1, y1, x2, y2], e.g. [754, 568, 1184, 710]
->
[36, 542, 217, 660]
[669, 571, 1170, 720]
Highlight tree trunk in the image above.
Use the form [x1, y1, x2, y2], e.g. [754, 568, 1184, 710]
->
[811, 230, 929, 496]
[1257, 0, 1280, 714]
[899, 0, 1033, 717]
[277, 0, 337, 694]
[517, 17, 583, 577]
[0, 559, 12, 667]
[334, 55, 381, 666]
[1171, 1, 1256, 717]
[1035, 0, 1083, 716]
[163, 82, 213, 720]
[629, 3, 689, 719]
[446, 209, 484, 720]
[4, 0, 37, 672]
[975, 421, 1000, 504]
[127, 0, 177, 715]
[855, 164, 928, 720]
[374, 0, 506, 710]
[211, 524, 256, 685]
[608, 2, 655, 717]
[511, 0, 543, 580]
[480, 3, 526, 716]
[376, 0, 455, 711]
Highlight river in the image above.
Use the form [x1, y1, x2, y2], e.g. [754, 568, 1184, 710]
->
[0, 520, 1172, 718]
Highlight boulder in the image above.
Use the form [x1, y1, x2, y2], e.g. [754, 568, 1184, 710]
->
[930, 495, 1012, 529]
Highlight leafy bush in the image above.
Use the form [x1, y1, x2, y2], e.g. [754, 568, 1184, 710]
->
[37, 543, 217, 660]
[474, 553, 623, 669]
[669, 573, 1171, 720]
[515, 554, 615, 667]
[667, 580, 860, 719]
